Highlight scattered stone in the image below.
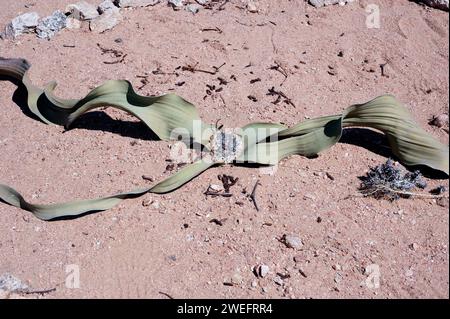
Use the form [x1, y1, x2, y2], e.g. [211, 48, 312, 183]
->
[151, 200, 160, 209]
[114, 0, 160, 7]
[415, 0, 449, 11]
[0, 274, 28, 292]
[251, 280, 258, 288]
[2, 12, 40, 39]
[332, 264, 342, 271]
[209, 184, 224, 192]
[282, 234, 303, 249]
[334, 272, 342, 283]
[231, 273, 243, 285]
[309, 0, 355, 7]
[36, 10, 67, 39]
[99, 0, 121, 14]
[246, 1, 258, 13]
[168, 0, 184, 8]
[185, 4, 201, 13]
[273, 276, 284, 286]
[405, 268, 414, 277]
[90, 10, 123, 33]
[142, 199, 151, 206]
[196, 0, 209, 4]
[409, 243, 419, 251]
[66, 1, 99, 20]
[255, 264, 269, 278]
[429, 114, 449, 128]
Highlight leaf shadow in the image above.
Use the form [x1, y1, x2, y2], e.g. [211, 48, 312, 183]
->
[69, 111, 160, 141]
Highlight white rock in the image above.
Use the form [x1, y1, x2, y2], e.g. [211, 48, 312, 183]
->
[257, 264, 269, 278]
[246, 1, 258, 12]
[2, 12, 40, 39]
[209, 184, 224, 192]
[89, 9, 123, 33]
[168, 0, 184, 7]
[186, 4, 201, 13]
[66, 17, 82, 29]
[283, 234, 303, 249]
[98, 0, 120, 13]
[66, 1, 100, 20]
[114, 0, 160, 7]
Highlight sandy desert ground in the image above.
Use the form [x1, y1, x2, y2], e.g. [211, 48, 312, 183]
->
[0, 0, 448, 298]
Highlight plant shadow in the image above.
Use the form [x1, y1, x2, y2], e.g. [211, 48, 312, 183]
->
[339, 127, 393, 159]
[69, 111, 160, 141]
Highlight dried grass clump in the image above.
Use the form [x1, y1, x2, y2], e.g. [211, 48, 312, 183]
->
[359, 159, 427, 200]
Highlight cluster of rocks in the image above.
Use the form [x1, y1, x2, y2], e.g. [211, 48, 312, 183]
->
[308, 0, 356, 8]
[308, 0, 448, 11]
[0, 0, 212, 40]
[417, 0, 449, 11]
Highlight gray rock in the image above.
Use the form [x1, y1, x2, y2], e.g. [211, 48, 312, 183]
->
[309, 0, 355, 7]
[36, 10, 67, 39]
[257, 264, 269, 278]
[98, 0, 120, 14]
[114, 0, 160, 7]
[0, 273, 29, 292]
[2, 12, 40, 39]
[90, 9, 123, 33]
[283, 234, 303, 249]
[66, 1, 99, 20]
[186, 4, 201, 13]
[416, 0, 449, 11]
[429, 114, 449, 128]
[168, 0, 184, 7]
[196, 0, 209, 4]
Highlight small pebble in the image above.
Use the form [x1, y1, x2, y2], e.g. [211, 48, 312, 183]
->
[429, 114, 449, 128]
[283, 234, 303, 249]
[257, 264, 269, 278]
[246, 1, 258, 13]
[273, 276, 283, 286]
[405, 268, 414, 277]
